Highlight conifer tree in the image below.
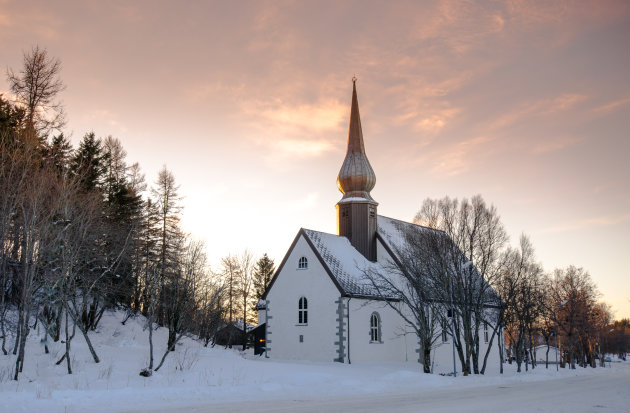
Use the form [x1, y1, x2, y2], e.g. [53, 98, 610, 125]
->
[45, 133, 72, 176]
[70, 132, 106, 194]
[253, 253, 275, 301]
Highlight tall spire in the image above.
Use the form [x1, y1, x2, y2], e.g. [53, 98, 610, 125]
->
[337, 78, 376, 201]
[336, 78, 378, 262]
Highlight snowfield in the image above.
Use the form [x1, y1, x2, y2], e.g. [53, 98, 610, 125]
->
[0, 311, 627, 413]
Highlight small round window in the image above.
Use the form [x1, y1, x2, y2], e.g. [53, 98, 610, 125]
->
[298, 256, 308, 269]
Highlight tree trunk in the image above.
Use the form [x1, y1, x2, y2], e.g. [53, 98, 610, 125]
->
[155, 332, 183, 372]
[64, 309, 72, 374]
[0, 255, 8, 355]
[13, 308, 22, 355]
[0, 309, 7, 355]
[242, 301, 247, 351]
[498, 331, 504, 374]
[480, 327, 497, 374]
[78, 323, 100, 363]
[68, 303, 100, 363]
[545, 344, 550, 368]
[148, 316, 154, 370]
[423, 345, 431, 373]
[14, 272, 33, 380]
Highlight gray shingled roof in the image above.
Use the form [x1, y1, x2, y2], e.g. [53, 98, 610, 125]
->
[303, 229, 384, 297]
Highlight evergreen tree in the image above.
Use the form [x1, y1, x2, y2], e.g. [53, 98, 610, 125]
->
[45, 133, 72, 176]
[0, 95, 25, 134]
[70, 132, 106, 194]
[101, 136, 143, 309]
[253, 253, 275, 302]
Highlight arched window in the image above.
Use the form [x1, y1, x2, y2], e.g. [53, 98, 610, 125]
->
[298, 256, 308, 269]
[298, 297, 308, 324]
[370, 312, 381, 343]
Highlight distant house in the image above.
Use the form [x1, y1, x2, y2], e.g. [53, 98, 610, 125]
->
[535, 345, 560, 364]
[258, 81, 501, 373]
[214, 323, 246, 347]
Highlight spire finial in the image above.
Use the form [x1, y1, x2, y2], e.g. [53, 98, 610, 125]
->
[352, 75, 357, 84]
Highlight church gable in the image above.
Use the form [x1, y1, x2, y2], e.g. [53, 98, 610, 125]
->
[263, 229, 344, 300]
[262, 231, 345, 361]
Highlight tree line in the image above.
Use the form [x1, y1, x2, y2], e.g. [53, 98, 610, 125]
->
[366, 195, 629, 374]
[1, 46, 275, 380]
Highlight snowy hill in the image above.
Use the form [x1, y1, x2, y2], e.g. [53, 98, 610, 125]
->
[0, 311, 626, 413]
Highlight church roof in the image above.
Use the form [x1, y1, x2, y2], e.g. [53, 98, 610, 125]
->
[302, 228, 388, 298]
[263, 215, 500, 306]
[298, 215, 439, 300]
[378, 216, 502, 307]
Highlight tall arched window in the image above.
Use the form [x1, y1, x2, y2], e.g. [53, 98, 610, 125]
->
[370, 312, 381, 343]
[298, 296, 308, 324]
[298, 256, 308, 269]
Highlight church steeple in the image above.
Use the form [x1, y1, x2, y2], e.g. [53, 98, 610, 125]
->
[336, 78, 378, 261]
[337, 78, 376, 201]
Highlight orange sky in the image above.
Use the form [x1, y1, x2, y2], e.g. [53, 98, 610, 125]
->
[2, 0, 629, 318]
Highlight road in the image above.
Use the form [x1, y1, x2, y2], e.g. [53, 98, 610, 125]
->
[132, 367, 630, 413]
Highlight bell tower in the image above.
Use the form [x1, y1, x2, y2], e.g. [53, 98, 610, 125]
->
[336, 78, 378, 261]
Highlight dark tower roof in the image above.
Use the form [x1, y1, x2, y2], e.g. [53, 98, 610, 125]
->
[336, 79, 376, 203]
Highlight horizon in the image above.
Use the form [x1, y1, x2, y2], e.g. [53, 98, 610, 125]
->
[2, 0, 629, 318]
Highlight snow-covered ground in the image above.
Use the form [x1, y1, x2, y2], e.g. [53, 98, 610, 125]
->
[1, 311, 627, 413]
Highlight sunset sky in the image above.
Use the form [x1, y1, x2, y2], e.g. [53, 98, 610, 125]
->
[2, 1, 629, 318]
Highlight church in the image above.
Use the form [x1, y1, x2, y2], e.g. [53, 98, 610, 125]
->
[258, 80, 499, 372]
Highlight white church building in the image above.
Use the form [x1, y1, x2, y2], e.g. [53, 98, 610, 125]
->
[259, 80, 499, 373]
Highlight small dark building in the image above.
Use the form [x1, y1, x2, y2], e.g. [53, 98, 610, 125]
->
[250, 323, 266, 355]
[214, 323, 246, 347]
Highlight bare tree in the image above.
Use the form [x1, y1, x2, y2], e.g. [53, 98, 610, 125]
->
[138, 198, 160, 376]
[13, 162, 56, 379]
[237, 250, 254, 350]
[103, 136, 128, 192]
[49, 173, 130, 371]
[549, 266, 599, 369]
[0, 125, 33, 355]
[7, 45, 66, 137]
[154, 238, 206, 372]
[414, 195, 507, 375]
[363, 224, 444, 373]
[196, 276, 227, 347]
[496, 235, 543, 373]
[220, 255, 240, 326]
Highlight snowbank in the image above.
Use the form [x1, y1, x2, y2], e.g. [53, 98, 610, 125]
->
[0, 311, 625, 413]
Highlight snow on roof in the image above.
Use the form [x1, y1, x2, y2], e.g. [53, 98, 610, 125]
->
[378, 215, 429, 257]
[379, 215, 501, 307]
[300, 216, 435, 299]
[303, 229, 386, 298]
